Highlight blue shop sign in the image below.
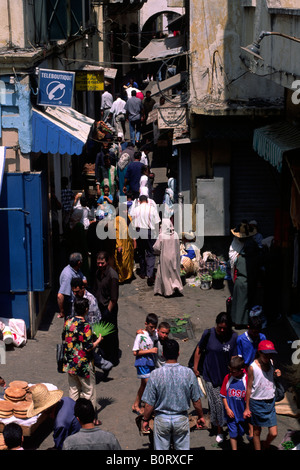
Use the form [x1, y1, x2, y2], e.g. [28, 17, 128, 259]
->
[37, 69, 75, 107]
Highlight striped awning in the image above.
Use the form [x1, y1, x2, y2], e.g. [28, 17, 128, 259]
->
[134, 35, 185, 61]
[32, 106, 94, 156]
[253, 121, 300, 172]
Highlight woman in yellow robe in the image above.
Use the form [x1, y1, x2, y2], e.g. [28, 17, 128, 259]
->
[114, 213, 135, 283]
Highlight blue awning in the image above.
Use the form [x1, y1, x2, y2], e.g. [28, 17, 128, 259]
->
[253, 121, 300, 172]
[32, 106, 94, 156]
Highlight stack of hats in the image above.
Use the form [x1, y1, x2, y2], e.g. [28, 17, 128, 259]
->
[0, 433, 7, 450]
[0, 401, 13, 419]
[4, 386, 27, 403]
[8, 381, 29, 394]
[3, 381, 32, 419]
[13, 401, 31, 419]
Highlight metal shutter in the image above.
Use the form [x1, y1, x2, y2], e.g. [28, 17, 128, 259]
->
[230, 143, 281, 237]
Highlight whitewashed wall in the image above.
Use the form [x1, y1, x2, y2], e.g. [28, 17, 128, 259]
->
[241, 0, 300, 89]
[189, 0, 284, 107]
[139, 0, 184, 33]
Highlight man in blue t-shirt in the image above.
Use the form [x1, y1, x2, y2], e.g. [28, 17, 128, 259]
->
[124, 151, 144, 199]
[236, 315, 266, 368]
[57, 253, 87, 319]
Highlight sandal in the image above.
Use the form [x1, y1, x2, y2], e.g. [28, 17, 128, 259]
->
[141, 427, 151, 435]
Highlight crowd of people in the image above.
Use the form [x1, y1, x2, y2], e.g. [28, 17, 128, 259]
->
[48, 114, 286, 451]
[0, 81, 289, 451]
[1, 316, 281, 451]
[51, 231, 283, 451]
[2, 172, 288, 452]
[0, 214, 286, 452]
[0, 310, 282, 451]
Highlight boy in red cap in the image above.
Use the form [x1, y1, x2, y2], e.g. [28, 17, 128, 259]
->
[243, 340, 282, 450]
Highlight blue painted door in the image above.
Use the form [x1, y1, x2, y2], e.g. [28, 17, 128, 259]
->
[0, 172, 48, 293]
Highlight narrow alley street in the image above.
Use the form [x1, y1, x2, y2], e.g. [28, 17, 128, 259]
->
[1, 160, 299, 453]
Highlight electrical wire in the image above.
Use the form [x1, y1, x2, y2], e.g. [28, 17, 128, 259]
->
[59, 50, 191, 66]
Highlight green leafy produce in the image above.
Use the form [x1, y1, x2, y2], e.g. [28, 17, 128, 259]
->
[281, 440, 295, 450]
[92, 321, 116, 338]
[211, 268, 226, 280]
[200, 273, 212, 282]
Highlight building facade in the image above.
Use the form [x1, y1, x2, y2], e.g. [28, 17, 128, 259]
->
[0, 0, 147, 336]
[185, 0, 300, 321]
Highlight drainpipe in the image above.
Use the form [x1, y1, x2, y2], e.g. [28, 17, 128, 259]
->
[7, 0, 12, 47]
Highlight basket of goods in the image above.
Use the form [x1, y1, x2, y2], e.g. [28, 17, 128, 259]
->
[95, 121, 114, 141]
[180, 256, 195, 276]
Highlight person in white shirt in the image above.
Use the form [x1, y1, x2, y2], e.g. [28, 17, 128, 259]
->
[244, 340, 281, 450]
[125, 86, 140, 100]
[101, 86, 113, 123]
[130, 194, 160, 285]
[132, 313, 158, 414]
[108, 93, 126, 137]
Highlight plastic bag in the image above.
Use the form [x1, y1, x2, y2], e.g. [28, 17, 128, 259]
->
[8, 319, 27, 347]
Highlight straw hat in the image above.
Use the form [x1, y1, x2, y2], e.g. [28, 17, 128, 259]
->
[26, 383, 63, 418]
[231, 222, 257, 239]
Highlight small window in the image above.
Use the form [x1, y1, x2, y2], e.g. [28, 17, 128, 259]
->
[46, 0, 90, 41]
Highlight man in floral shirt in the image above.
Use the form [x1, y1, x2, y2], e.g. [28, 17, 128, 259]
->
[62, 297, 102, 425]
[70, 277, 113, 376]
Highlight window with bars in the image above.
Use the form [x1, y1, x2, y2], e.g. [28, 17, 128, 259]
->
[43, 0, 90, 41]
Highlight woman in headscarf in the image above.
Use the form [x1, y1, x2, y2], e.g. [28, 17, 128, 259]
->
[163, 177, 177, 222]
[117, 149, 132, 197]
[139, 165, 153, 199]
[114, 209, 135, 283]
[153, 219, 183, 297]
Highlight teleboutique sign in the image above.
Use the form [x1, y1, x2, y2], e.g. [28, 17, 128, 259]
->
[37, 69, 75, 107]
